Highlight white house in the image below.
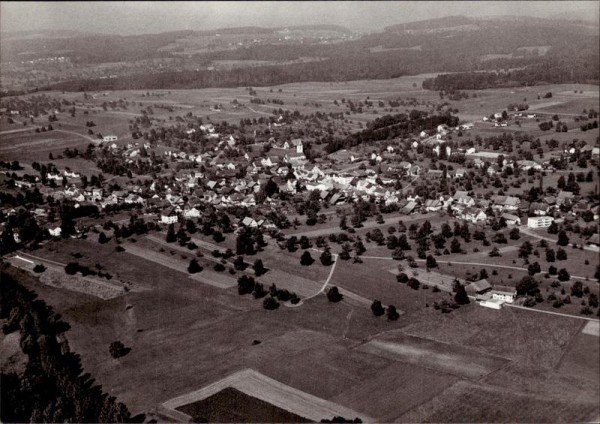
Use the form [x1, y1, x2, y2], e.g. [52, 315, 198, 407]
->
[161, 207, 179, 224]
[490, 286, 517, 303]
[48, 227, 62, 237]
[103, 135, 118, 142]
[527, 216, 554, 228]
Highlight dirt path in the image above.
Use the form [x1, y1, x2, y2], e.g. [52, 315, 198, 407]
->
[505, 303, 600, 322]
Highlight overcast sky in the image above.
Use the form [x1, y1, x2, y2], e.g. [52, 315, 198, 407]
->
[1, 1, 598, 35]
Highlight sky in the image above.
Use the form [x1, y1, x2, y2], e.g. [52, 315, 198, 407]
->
[1, 1, 598, 35]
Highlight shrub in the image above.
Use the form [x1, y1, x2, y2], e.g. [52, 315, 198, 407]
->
[214, 263, 226, 272]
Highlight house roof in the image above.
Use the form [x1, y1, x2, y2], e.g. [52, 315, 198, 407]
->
[467, 279, 492, 293]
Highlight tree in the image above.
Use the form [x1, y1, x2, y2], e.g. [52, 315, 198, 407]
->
[237, 275, 256, 295]
[387, 305, 400, 321]
[450, 238, 462, 253]
[300, 250, 314, 266]
[64, 262, 79, 275]
[557, 268, 570, 281]
[454, 283, 470, 304]
[253, 259, 266, 276]
[556, 248, 567, 261]
[407, 278, 420, 290]
[489, 247, 501, 257]
[98, 232, 109, 244]
[33, 264, 46, 273]
[527, 262, 541, 275]
[188, 259, 203, 274]
[509, 228, 520, 240]
[234, 256, 246, 270]
[109, 341, 129, 359]
[545, 248, 555, 262]
[516, 276, 539, 296]
[320, 249, 333, 265]
[570, 281, 584, 297]
[166, 224, 176, 243]
[426, 255, 438, 269]
[252, 283, 268, 299]
[263, 296, 280, 310]
[371, 300, 386, 317]
[557, 230, 569, 246]
[547, 221, 559, 234]
[327, 286, 343, 302]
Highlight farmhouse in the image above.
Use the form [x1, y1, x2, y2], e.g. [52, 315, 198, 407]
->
[490, 285, 517, 303]
[527, 216, 554, 228]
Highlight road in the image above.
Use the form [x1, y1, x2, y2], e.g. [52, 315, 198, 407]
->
[54, 129, 98, 143]
[299, 253, 338, 303]
[505, 303, 599, 322]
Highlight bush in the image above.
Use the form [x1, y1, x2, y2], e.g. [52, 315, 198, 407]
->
[214, 263, 226, 272]
[115, 245, 125, 252]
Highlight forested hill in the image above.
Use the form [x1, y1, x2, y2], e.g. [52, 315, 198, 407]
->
[3, 15, 599, 95]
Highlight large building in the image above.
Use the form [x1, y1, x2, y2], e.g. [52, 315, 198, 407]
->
[527, 216, 554, 228]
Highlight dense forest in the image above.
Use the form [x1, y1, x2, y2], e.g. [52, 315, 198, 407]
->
[423, 57, 599, 90]
[0, 270, 138, 423]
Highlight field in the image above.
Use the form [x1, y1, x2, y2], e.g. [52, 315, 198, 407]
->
[175, 387, 311, 423]
[9, 226, 598, 423]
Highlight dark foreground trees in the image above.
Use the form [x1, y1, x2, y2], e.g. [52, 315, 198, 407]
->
[0, 271, 136, 423]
